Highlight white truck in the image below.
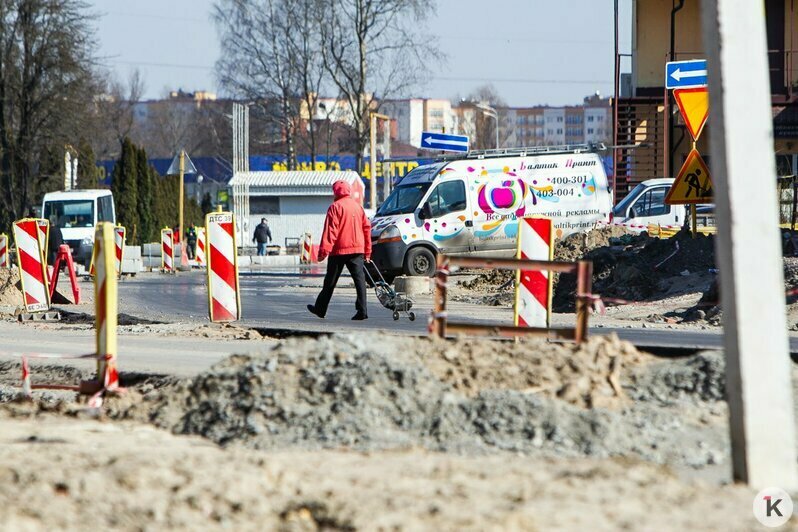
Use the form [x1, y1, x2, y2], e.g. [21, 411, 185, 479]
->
[370, 146, 613, 279]
[610, 178, 713, 231]
[41, 189, 115, 266]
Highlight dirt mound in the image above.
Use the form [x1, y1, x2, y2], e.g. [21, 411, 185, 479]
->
[423, 334, 643, 408]
[459, 268, 514, 291]
[105, 333, 729, 466]
[0, 268, 23, 307]
[554, 225, 631, 262]
[457, 226, 633, 294]
[554, 229, 715, 311]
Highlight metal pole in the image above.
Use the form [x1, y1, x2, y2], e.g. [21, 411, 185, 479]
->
[702, 0, 798, 489]
[432, 255, 448, 337]
[494, 113, 499, 149]
[613, 0, 620, 202]
[369, 112, 377, 209]
[574, 260, 592, 344]
[178, 150, 185, 264]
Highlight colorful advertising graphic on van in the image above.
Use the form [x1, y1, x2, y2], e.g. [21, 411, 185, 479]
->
[371, 153, 611, 256]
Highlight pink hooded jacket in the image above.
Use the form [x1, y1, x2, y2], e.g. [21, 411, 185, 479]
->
[319, 180, 372, 259]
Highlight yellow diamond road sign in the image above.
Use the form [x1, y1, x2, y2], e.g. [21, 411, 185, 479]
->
[665, 148, 713, 205]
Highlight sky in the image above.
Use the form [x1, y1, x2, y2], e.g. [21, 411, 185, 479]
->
[91, 0, 632, 107]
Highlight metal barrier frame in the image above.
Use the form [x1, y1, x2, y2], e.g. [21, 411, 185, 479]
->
[431, 255, 593, 342]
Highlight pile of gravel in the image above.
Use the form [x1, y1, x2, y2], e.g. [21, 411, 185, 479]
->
[113, 334, 731, 468]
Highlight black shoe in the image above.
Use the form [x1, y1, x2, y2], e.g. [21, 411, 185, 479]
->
[307, 304, 325, 319]
[351, 313, 368, 320]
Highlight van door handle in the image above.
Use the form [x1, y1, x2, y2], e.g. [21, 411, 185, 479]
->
[465, 221, 473, 227]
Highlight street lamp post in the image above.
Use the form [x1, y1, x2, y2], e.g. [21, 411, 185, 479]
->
[474, 102, 499, 149]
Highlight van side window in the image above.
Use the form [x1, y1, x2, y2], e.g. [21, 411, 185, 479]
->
[427, 181, 467, 218]
[632, 188, 670, 217]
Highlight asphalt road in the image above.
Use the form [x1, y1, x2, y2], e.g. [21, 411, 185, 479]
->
[115, 270, 798, 353]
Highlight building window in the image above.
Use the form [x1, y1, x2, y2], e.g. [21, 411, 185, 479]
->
[597, 116, 604, 122]
[556, 116, 563, 123]
[250, 197, 280, 215]
[587, 115, 594, 122]
[557, 128, 563, 134]
[587, 128, 594, 135]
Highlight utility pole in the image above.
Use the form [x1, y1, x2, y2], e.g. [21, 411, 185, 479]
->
[369, 112, 390, 209]
[702, 0, 797, 489]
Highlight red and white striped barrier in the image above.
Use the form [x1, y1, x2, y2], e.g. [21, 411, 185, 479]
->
[36, 218, 49, 259]
[114, 226, 126, 276]
[12, 219, 50, 313]
[206, 211, 240, 322]
[0, 233, 9, 268]
[300, 233, 313, 263]
[195, 228, 206, 267]
[514, 217, 554, 328]
[161, 228, 174, 272]
[94, 223, 119, 392]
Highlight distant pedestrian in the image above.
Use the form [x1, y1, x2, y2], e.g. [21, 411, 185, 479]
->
[185, 225, 198, 260]
[307, 180, 371, 320]
[253, 218, 272, 256]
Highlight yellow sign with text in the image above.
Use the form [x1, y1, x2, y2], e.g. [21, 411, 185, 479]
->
[665, 148, 713, 205]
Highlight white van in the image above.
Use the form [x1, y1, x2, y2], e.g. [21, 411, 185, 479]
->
[370, 147, 613, 278]
[42, 189, 115, 266]
[610, 178, 713, 231]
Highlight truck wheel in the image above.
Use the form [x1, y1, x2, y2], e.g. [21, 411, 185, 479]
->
[404, 247, 436, 277]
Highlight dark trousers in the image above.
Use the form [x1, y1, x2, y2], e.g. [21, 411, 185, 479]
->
[314, 254, 367, 316]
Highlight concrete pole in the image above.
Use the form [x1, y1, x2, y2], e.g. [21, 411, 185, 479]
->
[702, 0, 798, 489]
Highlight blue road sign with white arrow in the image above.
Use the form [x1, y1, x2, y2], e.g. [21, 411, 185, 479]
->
[420, 131, 469, 153]
[666, 59, 708, 89]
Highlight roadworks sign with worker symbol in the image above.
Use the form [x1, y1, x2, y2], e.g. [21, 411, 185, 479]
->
[665, 148, 714, 204]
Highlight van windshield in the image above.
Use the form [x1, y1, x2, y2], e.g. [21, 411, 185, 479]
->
[612, 183, 647, 217]
[44, 200, 94, 228]
[377, 183, 431, 216]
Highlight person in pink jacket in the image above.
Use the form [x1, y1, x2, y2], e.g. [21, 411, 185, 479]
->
[307, 180, 372, 320]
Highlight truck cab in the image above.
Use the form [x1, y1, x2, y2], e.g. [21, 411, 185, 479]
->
[42, 189, 115, 266]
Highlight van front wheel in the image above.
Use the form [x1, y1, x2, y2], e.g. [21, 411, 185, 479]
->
[404, 247, 436, 277]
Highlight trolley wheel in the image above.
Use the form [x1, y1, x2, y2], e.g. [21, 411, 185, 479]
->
[392, 311, 400, 321]
[408, 311, 416, 321]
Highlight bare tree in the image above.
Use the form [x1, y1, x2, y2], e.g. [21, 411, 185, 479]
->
[461, 85, 512, 150]
[319, 0, 438, 172]
[286, 0, 325, 166]
[214, 0, 303, 169]
[0, 0, 101, 227]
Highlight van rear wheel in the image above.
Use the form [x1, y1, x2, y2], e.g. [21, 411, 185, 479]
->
[404, 247, 436, 277]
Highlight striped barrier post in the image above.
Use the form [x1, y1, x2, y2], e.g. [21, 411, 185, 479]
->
[0, 233, 8, 268]
[36, 218, 49, 260]
[300, 233, 313, 263]
[161, 228, 174, 273]
[514, 217, 554, 329]
[12, 219, 50, 313]
[206, 211, 241, 322]
[93, 223, 119, 392]
[114, 226, 126, 277]
[195, 227, 206, 267]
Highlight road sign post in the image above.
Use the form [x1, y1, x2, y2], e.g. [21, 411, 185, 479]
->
[420, 131, 469, 153]
[702, 0, 797, 490]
